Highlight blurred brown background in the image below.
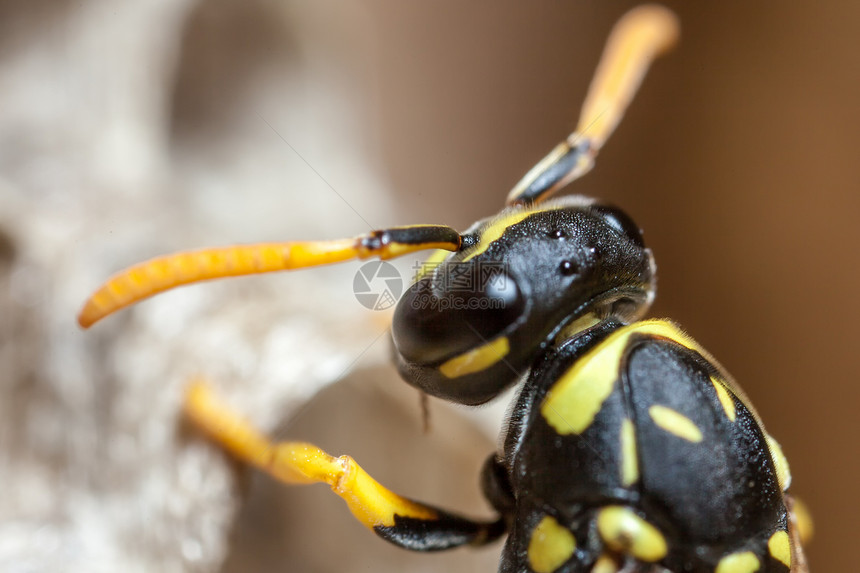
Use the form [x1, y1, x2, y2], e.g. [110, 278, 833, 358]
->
[178, 1, 857, 570]
[1, 1, 856, 571]
[195, 2, 855, 570]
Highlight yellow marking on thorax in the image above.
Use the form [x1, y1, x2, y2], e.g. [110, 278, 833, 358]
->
[767, 530, 791, 567]
[527, 515, 576, 573]
[711, 376, 737, 422]
[542, 320, 697, 435]
[592, 554, 620, 573]
[765, 434, 792, 491]
[620, 418, 639, 486]
[461, 209, 535, 262]
[648, 405, 703, 443]
[596, 506, 667, 562]
[438, 336, 510, 378]
[715, 551, 760, 573]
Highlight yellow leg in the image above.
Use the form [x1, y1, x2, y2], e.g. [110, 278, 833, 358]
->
[184, 381, 504, 549]
[786, 494, 812, 573]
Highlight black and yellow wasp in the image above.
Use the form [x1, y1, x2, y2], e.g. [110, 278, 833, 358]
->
[78, 6, 811, 572]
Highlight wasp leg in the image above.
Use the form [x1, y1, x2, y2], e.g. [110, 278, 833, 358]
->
[506, 5, 679, 206]
[77, 224, 463, 328]
[184, 381, 505, 551]
[785, 494, 812, 573]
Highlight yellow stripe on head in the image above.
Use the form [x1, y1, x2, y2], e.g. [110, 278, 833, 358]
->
[554, 312, 602, 344]
[438, 336, 510, 378]
[461, 209, 535, 262]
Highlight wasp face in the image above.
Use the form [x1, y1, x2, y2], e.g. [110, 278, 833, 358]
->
[392, 196, 656, 405]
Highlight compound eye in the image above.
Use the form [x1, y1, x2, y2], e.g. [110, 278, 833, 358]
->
[591, 205, 645, 248]
[392, 269, 525, 365]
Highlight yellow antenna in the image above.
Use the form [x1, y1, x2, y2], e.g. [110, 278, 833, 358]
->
[78, 226, 462, 328]
[507, 5, 679, 205]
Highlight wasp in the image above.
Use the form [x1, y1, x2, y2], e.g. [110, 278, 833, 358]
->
[78, 6, 812, 572]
